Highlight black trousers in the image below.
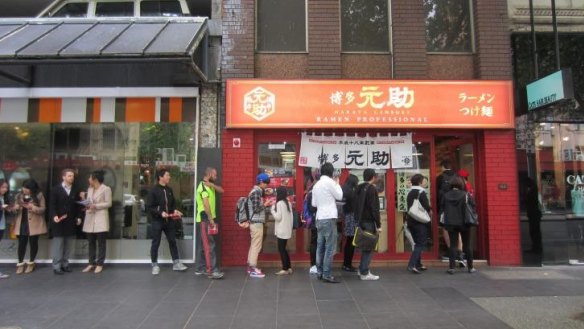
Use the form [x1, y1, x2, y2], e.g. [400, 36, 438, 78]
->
[17, 235, 39, 263]
[277, 238, 291, 270]
[343, 235, 355, 267]
[150, 220, 179, 263]
[528, 218, 542, 251]
[87, 232, 107, 266]
[310, 227, 318, 266]
[447, 229, 473, 269]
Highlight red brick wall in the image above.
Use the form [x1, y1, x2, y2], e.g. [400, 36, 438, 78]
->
[473, 0, 512, 79]
[220, 129, 255, 265]
[308, 0, 341, 78]
[392, 0, 427, 78]
[482, 130, 521, 265]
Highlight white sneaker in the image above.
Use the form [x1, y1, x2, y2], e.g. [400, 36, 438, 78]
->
[360, 272, 380, 281]
[309, 265, 318, 274]
[152, 265, 160, 275]
[0, 271, 9, 279]
[173, 262, 188, 271]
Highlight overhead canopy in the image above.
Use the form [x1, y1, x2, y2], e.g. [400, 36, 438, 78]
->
[0, 17, 209, 87]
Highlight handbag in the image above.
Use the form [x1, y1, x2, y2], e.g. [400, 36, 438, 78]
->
[352, 226, 379, 251]
[407, 191, 431, 223]
[465, 193, 479, 226]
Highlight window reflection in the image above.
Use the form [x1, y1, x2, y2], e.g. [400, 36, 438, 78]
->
[0, 122, 195, 261]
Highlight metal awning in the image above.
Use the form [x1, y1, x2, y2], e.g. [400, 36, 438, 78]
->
[0, 17, 209, 86]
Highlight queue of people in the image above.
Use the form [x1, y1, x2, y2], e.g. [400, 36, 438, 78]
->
[0, 161, 479, 280]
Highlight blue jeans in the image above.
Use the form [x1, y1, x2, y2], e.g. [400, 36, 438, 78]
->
[316, 218, 337, 279]
[407, 221, 428, 269]
[359, 250, 373, 274]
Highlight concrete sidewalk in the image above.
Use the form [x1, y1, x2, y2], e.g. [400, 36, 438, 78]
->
[0, 264, 583, 329]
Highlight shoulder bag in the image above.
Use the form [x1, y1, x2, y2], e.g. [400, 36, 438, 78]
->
[407, 190, 431, 223]
[352, 226, 379, 251]
[464, 193, 479, 226]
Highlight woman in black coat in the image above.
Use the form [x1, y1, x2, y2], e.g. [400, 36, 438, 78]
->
[440, 176, 476, 274]
[406, 174, 431, 274]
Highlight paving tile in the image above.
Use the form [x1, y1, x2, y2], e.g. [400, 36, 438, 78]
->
[277, 314, 322, 329]
[184, 315, 235, 329]
[317, 300, 360, 315]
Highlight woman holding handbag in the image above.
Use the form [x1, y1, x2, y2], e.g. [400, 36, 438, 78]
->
[271, 187, 294, 275]
[406, 174, 431, 274]
[82, 170, 112, 274]
[440, 176, 476, 274]
[12, 179, 48, 274]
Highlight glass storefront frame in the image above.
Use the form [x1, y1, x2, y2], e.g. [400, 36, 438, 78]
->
[253, 130, 482, 263]
[0, 87, 202, 264]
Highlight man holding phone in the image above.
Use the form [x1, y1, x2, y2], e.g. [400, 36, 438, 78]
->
[147, 168, 187, 275]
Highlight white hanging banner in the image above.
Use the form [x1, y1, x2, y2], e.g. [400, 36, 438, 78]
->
[299, 133, 413, 169]
[298, 134, 345, 168]
[389, 134, 414, 169]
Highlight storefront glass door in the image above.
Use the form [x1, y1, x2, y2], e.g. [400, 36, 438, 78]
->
[257, 140, 299, 255]
[393, 141, 433, 254]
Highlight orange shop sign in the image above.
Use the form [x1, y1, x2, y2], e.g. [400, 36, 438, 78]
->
[226, 79, 514, 129]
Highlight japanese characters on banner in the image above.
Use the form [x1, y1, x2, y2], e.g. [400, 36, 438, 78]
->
[298, 133, 413, 170]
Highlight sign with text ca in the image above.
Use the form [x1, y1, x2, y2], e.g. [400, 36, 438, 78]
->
[526, 69, 574, 111]
[226, 79, 515, 129]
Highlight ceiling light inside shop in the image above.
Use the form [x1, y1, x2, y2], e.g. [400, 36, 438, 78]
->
[563, 137, 570, 141]
[539, 140, 545, 145]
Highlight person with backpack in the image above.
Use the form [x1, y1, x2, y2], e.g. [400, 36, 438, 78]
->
[341, 174, 359, 272]
[355, 169, 382, 281]
[437, 160, 464, 265]
[406, 174, 431, 274]
[270, 187, 294, 275]
[311, 162, 343, 283]
[245, 173, 274, 278]
[440, 176, 476, 274]
[194, 167, 224, 279]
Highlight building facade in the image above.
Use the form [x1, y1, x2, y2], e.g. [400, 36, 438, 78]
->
[509, 0, 584, 264]
[0, 0, 222, 264]
[220, 0, 521, 267]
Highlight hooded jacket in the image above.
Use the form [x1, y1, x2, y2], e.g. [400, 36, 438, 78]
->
[440, 188, 469, 230]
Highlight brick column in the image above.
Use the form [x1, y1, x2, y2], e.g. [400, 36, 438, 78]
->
[391, 0, 427, 78]
[220, 129, 255, 265]
[222, 0, 255, 79]
[308, 0, 341, 78]
[473, 0, 512, 79]
[482, 130, 521, 265]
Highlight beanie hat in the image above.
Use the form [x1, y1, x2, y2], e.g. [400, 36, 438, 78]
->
[256, 173, 270, 184]
[458, 169, 469, 178]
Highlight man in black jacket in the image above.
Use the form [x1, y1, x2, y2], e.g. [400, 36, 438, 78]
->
[49, 168, 82, 275]
[147, 168, 187, 275]
[356, 168, 382, 281]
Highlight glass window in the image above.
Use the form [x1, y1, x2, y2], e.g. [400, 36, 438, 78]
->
[140, 0, 183, 17]
[0, 121, 196, 262]
[96, 2, 135, 17]
[258, 142, 297, 253]
[341, 0, 389, 52]
[256, 0, 306, 52]
[49, 2, 89, 17]
[534, 123, 584, 215]
[424, 0, 473, 52]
